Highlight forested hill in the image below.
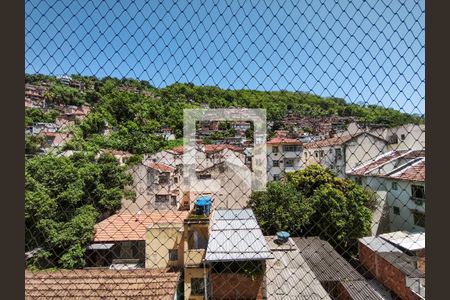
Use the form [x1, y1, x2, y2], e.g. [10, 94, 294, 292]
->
[25, 74, 424, 154]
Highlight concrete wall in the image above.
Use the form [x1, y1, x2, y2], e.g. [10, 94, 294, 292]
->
[145, 223, 184, 269]
[184, 267, 207, 300]
[358, 242, 422, 300]
[357, 176, 425, 233]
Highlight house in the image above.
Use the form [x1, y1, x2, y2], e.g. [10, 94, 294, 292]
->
[358, 232, 425, 300]
[25, 268, 180, 299]
[38, 132, 73, 150]
[373, 124, 425, 152]
[144, 204, 272, 300]
[89, 211, 189, 268]
[203, 209, 272, 300]
[264, 235, 331, 299]
[294, 237, 388, 300]
[266, 137, 303, 181]
[26, 122, 59, 135]
[303, 132, 388, 177]
[25, 83, 47, 106]
[348, 150, 425, 234]
[125, 144, 250, 212]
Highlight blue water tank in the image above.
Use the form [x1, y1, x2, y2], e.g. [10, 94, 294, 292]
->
[276, 231, 290, 243]
[194, 196, 212, 215]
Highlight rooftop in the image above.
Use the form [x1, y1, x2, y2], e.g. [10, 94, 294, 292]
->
[205, 209, 272, 262]
[293, 237, 364, 282]
[145, 162, 176, 172]
[348, 150, 425, 182]
[264, 236, 331, 300]
[304, 132, 386, 149]
[93, 211, 188, 242]
[378, 231, 425, 252]
[267, 137, 303, 145]
[25, 268, 179, 299]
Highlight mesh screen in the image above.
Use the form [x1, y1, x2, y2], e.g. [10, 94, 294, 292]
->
[25, 1, 425, 299]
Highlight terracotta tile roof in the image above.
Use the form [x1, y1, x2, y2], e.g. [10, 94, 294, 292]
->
[267, 137, 303, 145]
[39, 132, 73, 147]
[25, 268, 179, 299]
[93, 211, 188, 242]
[348, 150, 425, 182]
[204, 144, 243, 153]
[146, 162, 176, 172]
[304, 132, 387, 149]
[169, 146, 185, 154]
[348, 150, 408, 176]
[388, 159, 425, 182]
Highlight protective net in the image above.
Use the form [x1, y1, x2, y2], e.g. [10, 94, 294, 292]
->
[25, 1, 425, 299]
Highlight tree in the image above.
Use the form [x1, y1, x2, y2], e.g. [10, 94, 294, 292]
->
[248, 181, 314, 234]
[25, 153, 134, 269]
[249, 165, 373, 256]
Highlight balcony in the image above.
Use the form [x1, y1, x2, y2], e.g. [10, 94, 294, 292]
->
[185, 249, 205, 266]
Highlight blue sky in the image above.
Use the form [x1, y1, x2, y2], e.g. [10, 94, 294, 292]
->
[25, 0, 424, 114]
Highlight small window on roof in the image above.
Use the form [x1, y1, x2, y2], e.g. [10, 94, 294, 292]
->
[413, 211, 425, 228]
[393, 206, 400, 215]
[391, 181, 398, 190]
[169, 249, 178, 261]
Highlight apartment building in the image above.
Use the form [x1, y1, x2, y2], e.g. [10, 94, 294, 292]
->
[303, 132, 388, 178]
[266, 137, 303, 181]
[348, 150, 425, 234]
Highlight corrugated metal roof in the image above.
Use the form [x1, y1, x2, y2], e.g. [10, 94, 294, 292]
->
[293, 237, 364, 282]
[378, 231, 425, 251]
[205, 209, 272, 262]
[339, 280, 384, 300]
[359, 236, 403, 253]
[265, 236, 331, 300]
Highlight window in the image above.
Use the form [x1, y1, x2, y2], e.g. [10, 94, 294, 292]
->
[335, 148, 342, 159]
[171, 195, 177, 205]
[159, 172, 170, 184]
[401, 134, 406, 140]
[273, 160, 279, 167]
[191, 278, 205, 296]
[411, 185, 425, 199]
[174, 176, 179, 183]
[272, 146, 279, 153]
[388, 134, 399, 144]
[155, 194, 169, 203]
[355, 177, 362, 185]
[273, 174, 280, 181]
[413, 211, 425, 228]
[283, 145, 301, 152]
[391, 181, 398, 190]
[305, 152, 308, 158]
[198, 173, 212, 180]
[169, 249, 178, 261]
[393, 206, 400, 215]
[284, 159, 295, 168]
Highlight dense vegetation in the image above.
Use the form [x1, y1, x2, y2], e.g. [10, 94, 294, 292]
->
[26, 74, 424, 155]
[248, 165, 375, 255]
[25, 153, 134, 269]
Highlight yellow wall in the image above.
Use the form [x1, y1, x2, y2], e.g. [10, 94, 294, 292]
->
[145, 222, 184, 269]
[184, 267, 208, 300]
